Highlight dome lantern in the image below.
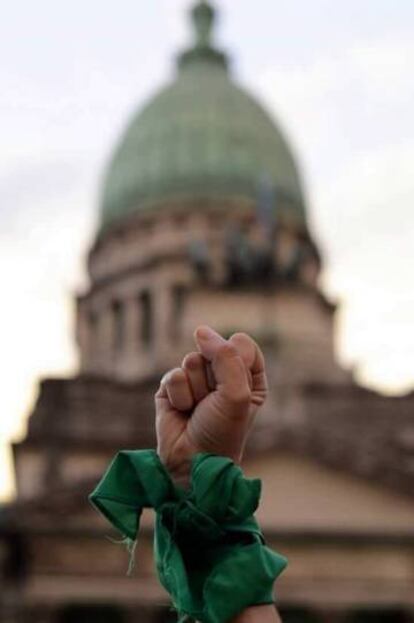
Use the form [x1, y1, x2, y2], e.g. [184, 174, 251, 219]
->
[178, 0, 228, 71]
[192, 1, 215, 49]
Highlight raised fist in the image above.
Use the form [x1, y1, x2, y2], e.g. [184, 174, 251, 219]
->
[155, 325, 268, 487]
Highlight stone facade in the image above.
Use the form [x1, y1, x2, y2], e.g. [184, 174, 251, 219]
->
[77, 202, 320, 382]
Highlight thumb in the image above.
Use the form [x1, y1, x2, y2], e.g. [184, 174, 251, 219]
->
[194, 326, 250, 413]
[194, 325, 227, 361]
[195, 325, 253, 390]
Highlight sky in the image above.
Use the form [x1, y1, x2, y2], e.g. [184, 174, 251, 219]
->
[1, 0, 414, 500]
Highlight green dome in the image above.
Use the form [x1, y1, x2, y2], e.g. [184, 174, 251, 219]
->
[100, 2, 306, 229]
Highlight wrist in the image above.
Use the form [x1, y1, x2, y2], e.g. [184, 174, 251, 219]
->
[157, 448, 191, 489]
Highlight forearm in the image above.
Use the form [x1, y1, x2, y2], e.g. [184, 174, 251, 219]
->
[231, 604, 282, 623]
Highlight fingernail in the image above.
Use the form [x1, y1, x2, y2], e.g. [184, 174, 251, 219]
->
[160, 371, 170, 385]
[196, 325, 215, 341]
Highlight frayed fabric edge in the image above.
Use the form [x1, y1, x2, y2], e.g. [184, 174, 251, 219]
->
[105, 535, 137, 576]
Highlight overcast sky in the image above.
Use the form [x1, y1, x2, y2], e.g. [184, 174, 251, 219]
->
[1, 0, 413, 499]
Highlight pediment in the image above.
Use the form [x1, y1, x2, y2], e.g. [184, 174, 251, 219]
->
[244, 452, 414, 535]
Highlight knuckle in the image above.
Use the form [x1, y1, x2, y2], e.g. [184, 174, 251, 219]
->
[252, 390, 267, 407]
[235, 387, 252, 405]
[229, 332, 255, 349]
[223, 385, 251, 406]
[166, 368, 185, 385]
[230, 331, 250, 342]
[182, 352, 202, 370]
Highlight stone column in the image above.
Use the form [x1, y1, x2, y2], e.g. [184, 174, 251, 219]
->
[75, 299, 87, 372]
[123, 295, 140, 380]
[98, 300, 114, 376]
[154, 279, 172, 369]
[76, 300, 101, 375]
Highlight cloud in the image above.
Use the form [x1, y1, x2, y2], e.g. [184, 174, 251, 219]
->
[163, 0, 193, 46]
[0, 159, 96, 457]
[255, 35, 414, 393]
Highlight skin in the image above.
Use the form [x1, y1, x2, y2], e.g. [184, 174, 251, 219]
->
[155, 325, 282, 623]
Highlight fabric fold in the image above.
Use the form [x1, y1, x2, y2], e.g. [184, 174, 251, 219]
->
[89, 451, 287, 623]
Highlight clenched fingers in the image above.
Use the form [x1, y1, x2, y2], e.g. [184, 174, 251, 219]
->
[182, 352, 210, 402]
[162, 368, 194, 412]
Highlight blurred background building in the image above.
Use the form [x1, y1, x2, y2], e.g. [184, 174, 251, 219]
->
[1, 2, 414, 622]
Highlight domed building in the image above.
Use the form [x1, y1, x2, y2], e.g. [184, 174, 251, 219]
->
[2, 3, 414, 623]
[76, 1, 323, 386]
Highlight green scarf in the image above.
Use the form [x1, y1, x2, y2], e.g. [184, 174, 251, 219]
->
[90, 450, 287, 623]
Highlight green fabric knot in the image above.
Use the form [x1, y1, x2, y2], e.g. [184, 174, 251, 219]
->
[89, 450, 287, 623]
[160, 499, 225, 543]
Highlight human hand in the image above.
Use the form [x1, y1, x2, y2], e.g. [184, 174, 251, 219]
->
[155, 325, 268, 487]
